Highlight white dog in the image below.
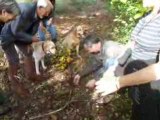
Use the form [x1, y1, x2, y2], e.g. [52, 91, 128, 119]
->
[32, 41, 56, 75]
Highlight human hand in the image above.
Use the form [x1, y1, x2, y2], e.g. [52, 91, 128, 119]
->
[32, 36, 40, 42]
[39, 22, 46, 32]
[95, 75, 120, 96]
[73, 74, 81, 85]
[47, 18, 53, 26]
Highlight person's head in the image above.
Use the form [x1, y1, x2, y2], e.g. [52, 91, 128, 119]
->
[143, 0, 160, 8]
[50, 0, 55, 6]
[0, 0, 20, 23]
[36, 0, 53, 19]
[83, 34, 102, 54]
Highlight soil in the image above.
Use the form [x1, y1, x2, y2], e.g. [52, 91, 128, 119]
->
[0, 4, 131, 120]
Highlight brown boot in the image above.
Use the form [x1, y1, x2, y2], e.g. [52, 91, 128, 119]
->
[23, 57, 49, 83]
[8, 64, 30, 98]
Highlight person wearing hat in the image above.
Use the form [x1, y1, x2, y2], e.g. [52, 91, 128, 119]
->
[1, 0, 54, 98]
[38, 0, 57, 43]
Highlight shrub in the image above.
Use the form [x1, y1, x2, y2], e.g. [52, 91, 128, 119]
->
[108, 0, 148, 43]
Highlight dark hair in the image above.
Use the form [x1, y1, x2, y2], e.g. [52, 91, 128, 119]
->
[124, 60, 148, 75]
[83, 34, 101, 47]
[0, 0, 20, 16]
[50, 0, 55, 5]
[50, 0, 55, 11]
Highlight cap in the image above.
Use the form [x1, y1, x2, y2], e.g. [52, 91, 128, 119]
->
[37, 0, 47, 7]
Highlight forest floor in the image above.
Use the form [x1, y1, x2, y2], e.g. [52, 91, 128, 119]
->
[0, 4, 132, 120]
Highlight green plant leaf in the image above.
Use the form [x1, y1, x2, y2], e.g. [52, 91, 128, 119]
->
[120, 0, 127, 4]
[133, 13, 143, 19]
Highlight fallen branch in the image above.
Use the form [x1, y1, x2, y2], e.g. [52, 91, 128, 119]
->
[29, 99, 89, 120]
[29, 89, 73, 120]
[29, 100, 71, 120]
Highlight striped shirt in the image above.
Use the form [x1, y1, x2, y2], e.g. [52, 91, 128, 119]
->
[131, 13, 160, 60]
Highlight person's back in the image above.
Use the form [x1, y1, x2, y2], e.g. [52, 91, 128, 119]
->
[0, 0, 21, 114]
[102, 41, 124, 60]
[16, 0, 34, 12]
[16, 0, 32, 3]
[100, 40, 125, 70]
[1, 3, 38, 45]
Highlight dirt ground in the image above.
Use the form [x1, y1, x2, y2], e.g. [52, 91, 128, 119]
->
[0, 4, 132, 120]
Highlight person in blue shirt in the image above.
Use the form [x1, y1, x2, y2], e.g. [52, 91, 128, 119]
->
[0, 0, 20, 23]
[38, 0, 57, 42]
[0, 0, 20, 115]
[1, 0, 54, 98]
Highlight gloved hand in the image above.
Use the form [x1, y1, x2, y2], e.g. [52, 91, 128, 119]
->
[95, 71, 120, 96]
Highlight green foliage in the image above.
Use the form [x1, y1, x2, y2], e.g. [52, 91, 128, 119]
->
[108, 0, 148, 43]
[56, 0, 96, 14]
[51, 48, 73, 71]
[70, 0, 96, 10]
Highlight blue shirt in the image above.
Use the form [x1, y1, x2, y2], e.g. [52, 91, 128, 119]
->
[1, 3, 41, 45]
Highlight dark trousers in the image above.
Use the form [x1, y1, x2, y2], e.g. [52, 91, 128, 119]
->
[116, 59, 160, 120]
[2, 42, 32, 65]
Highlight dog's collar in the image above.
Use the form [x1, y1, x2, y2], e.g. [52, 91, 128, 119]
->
[42, 42, 46, 54]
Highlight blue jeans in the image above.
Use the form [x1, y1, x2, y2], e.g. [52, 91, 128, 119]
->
[38, 20, 57, 42]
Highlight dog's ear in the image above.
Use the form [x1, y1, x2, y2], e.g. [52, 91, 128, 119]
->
[75, 25, 84, 38]
[43, 41, 56, 54]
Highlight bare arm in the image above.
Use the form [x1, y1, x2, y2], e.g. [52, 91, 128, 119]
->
[119, 62, 160, 88]
[95, 62, 160, 96]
